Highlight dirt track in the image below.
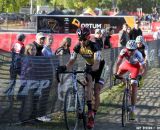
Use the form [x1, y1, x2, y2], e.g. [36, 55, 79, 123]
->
[94, 68, 160, 130]
[0, 68, 159, 130]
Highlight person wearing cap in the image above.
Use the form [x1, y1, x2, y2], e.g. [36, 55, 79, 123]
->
[130, 20, 143, 40]
[4, 33, 26, 95]
[33, 32, 46, 56]
[94, 28, 103, 50]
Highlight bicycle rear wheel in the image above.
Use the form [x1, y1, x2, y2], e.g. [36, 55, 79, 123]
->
[121, 89, 130, 127]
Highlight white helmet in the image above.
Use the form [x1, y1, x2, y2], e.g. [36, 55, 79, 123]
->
[126, 40, 137, 50]
[135, 36, 144, 44]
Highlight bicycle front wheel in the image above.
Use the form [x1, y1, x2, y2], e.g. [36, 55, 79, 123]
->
[64, 88, 79, 130]
[121, 89, 130, 127]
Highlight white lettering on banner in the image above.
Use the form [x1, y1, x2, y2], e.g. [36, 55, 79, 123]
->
[34, 80, 50, 96]
[57, 74, 72, 101]
[81, 23, 102, 29]
[19, 80, 50, 96]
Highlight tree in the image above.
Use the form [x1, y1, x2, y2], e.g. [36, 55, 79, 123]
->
[0, 0, 29, 13]
[117, 0, 154, 13]
[99, 0, 113, 9]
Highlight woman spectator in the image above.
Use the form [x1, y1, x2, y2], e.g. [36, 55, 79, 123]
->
[55, 37, 71, 55]
[18, 43, 37, 122]
[42, 34, 54, 56]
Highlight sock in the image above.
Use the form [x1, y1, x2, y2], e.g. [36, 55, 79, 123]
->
[87, 100, 92, 111]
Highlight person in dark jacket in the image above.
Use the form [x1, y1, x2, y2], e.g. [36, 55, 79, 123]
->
[130, 20, 143, 40]
[4, 33, 26, 95]
[33, 32, 46, 56]
[94, 29, 103, 50]
[119, 23, 130, 47]
[103, 27, 113, 49]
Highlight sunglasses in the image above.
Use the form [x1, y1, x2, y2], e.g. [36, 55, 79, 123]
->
[128, 49, 135, 52]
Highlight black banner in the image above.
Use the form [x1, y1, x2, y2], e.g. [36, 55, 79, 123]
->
[37, 15, 134, 34]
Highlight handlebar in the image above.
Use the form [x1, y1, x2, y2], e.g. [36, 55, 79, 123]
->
[56, 69, 85, 83]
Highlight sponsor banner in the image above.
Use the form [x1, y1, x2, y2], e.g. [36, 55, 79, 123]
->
[0, 32, 154, 52]
[37, 15, 135, 33]
[0, 33, 119, 52]
[151, 22, 160, 32]
[141, 21, 151, 32]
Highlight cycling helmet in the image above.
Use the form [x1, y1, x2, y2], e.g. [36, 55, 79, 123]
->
[77, 27, 90, 40]
[135, 36, 144, 44]
[126, 40, 137, 50]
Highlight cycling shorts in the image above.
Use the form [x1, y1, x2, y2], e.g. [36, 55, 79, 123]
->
[86, 60, 105, 85]
[118, 61, 140, 79]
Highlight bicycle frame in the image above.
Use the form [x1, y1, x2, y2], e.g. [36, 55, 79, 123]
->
[58, 70, 86, 130]
[122, 76, 132, 127]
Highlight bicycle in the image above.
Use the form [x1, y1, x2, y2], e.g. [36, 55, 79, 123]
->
[113, 74, 140, 127]
[56, 69, 87, 130]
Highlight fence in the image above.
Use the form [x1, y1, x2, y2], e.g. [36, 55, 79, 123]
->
[0, 40, 160, 123]
[0, 13, 36, 32]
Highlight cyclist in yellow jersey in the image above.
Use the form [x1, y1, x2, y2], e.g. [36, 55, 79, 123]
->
[58, 27, 105, 129]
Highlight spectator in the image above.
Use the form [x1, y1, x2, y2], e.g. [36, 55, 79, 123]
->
[18, 43, 37, 95]
[94, 29, 103, 49]
[103, 27, 114, 49]
[18, 43, 37, 122]
[55, 37, 71, 55]
[153, 27, 160, 40]
[130, 20, 143, 40]
[4, 33, 26, 95]
[37, 34, 55, 122]
[42, 34, 55, 56]
[119, 23, 130, 47]
[33, 32, 46, 56]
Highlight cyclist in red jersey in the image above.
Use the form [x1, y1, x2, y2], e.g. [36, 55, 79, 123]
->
[114, 40, 146, 120]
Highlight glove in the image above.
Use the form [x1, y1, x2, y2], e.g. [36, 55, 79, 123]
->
[137, 75, 142, 81]
[113, 74, 123, 79]
[85, 65, 92, 74]
[57, 65, 67, 73]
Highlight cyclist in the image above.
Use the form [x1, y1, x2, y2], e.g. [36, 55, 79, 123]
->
[114, 40, 146, 120]
[58, 27, 105, 129]
[135, 36, 148, 64]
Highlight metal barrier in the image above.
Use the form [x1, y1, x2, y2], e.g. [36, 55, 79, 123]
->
[0, 40, 160, 123]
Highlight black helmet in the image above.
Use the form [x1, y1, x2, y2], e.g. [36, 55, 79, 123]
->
[77, 27, 90, 40]
[17, 33, 26, 41]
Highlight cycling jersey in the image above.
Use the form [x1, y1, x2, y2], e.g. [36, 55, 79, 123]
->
[72, 40, 102, 65]
[137, 44, 148, 60]
[118, 48, 145, 65]
[71, 40, 105, 85]
[118, 48, 145, 79]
